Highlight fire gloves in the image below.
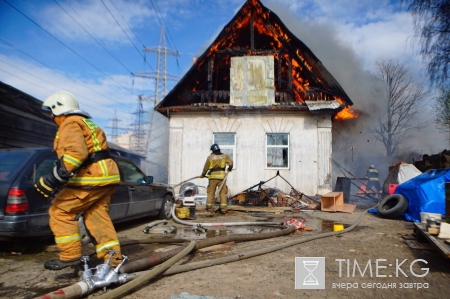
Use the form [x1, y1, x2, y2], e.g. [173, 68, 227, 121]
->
[35, 157, 73, 198]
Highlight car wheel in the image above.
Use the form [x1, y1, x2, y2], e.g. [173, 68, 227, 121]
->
[158, 194, 174, 220]
[377, 194, 408, 219]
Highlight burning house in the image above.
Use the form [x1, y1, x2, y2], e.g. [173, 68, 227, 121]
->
[155, 0, 355, 196]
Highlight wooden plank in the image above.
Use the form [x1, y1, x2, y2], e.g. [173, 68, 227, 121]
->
[404, 240, 434, 250]
[414, 222, 450, 258]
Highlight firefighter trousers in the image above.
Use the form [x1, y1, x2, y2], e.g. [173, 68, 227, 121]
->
[48, 186, 122, 266]
[206, 179, 228, 211]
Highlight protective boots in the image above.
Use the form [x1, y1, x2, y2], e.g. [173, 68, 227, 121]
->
[44, 258, 81, 270]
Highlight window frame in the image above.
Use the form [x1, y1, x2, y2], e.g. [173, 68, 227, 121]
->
[213, 133, 236, 169]
[265, 133, 290, 169]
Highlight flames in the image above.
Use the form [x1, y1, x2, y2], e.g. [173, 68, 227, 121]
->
[193, 0, 355, 112]
[334, 106, 359, 121]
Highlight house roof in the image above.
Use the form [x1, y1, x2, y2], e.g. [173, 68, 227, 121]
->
[156, 0, 352, 115]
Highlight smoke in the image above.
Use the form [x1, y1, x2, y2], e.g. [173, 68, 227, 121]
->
[260, 0, 450, 187]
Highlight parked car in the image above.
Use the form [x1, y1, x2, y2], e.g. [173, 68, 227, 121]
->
[0, 148, 174, 241]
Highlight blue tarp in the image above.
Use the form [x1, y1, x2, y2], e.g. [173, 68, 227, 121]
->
[395, 168, 450, 222]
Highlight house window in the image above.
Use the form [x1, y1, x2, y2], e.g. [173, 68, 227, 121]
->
[213, 133, 236, 169]
[266, 133, 289, 168]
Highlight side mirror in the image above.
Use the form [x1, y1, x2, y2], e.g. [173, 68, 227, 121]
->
[147, 176, 153, 184]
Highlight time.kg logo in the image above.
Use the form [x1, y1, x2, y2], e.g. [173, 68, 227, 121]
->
[295, 257, 325, 289]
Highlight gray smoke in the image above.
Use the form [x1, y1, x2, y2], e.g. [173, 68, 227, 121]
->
[263, 1, 438, 184]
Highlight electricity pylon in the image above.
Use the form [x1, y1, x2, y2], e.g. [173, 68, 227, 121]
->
[134, 25, 180, 155]
[134, 25, 180, 105]
[129, 95, 150, 155]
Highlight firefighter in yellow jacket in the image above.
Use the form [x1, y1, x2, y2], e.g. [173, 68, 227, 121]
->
[35, 91, 122, 270]
[200, 144, 233, 213]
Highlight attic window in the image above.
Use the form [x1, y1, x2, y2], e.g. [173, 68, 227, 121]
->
[214, 133, 236, 169]
[266, 133, 289, 169]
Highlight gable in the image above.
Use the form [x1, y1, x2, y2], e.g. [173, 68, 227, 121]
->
[156, 0, 352, 115]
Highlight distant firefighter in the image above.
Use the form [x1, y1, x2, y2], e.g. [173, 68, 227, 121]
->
[366, 164, 382, 195]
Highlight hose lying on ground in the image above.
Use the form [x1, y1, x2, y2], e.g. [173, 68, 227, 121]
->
[171, 204, 285, 227]
[95, 240, 196, 299]
[127, 207, 373, 281]
[34, 241, 196, 299]
[119, 224, 297, 274]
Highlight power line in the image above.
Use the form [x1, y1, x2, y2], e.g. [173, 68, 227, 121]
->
[0, 67, 105, 114]
[109, 0, 146, 49]
[149, 0, 181, 74]
[3, 0, 136, 95]
[100, 0, 155, 73]
[54, 0, 134, 76]
[0, 38, 132, 110]
[0, 57, 132, 116]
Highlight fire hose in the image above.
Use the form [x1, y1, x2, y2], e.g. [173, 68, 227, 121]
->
[34, 241, 196, 299]
[34, 207, 373, 299]
[123, 207, 373, 282]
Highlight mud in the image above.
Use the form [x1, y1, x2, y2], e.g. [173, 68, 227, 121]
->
[1, 198, 450, 299]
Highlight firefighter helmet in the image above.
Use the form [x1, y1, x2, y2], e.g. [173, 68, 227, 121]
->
[42, 91, 91, 118]
[210, 143, 220, 152]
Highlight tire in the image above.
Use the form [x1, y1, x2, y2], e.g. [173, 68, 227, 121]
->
[158, 194, 174, 220]
[377, 194, 408, 219]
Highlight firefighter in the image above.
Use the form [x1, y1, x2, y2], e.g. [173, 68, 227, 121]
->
[200, 144, 233, 214]
[366, 164, 382, 195]
[35, 91, 122, 270]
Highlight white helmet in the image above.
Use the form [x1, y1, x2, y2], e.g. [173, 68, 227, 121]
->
[42, 91, 90, 117]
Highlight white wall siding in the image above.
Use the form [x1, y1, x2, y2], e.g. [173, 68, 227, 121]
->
[168, 111, 332, 197]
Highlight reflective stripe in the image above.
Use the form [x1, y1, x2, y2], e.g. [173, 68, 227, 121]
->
[98, 159, 108, 176]
[96, 240, 120, 253]
[81, 118, 109, 176]
[81, 119, 102, 152]
[63, 154, 83, 168]
[68, 174, 120, 185]
[55, 233, 81, 244]
[209, 156, 226, 179]
[39, 177, 53, 191]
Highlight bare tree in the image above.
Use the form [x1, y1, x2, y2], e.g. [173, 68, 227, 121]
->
[434, 88, 450, 132]
[372, 59, 429, 158]
[403, 0, 450, 87]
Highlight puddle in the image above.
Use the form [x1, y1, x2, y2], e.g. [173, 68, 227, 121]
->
[166, 218, 346, 239]
[172, 226, 284, 240]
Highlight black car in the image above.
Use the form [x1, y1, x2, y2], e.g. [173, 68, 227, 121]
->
[0, 148, 174, 241]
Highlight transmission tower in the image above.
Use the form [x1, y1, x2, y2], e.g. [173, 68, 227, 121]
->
[130, 95, 150, 155]
[134, 25, 180, 104]
[134, 25, 180, 156]
[106, 109, 125, 143]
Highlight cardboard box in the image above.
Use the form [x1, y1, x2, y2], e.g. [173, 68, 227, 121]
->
[321, 192, 356, 213]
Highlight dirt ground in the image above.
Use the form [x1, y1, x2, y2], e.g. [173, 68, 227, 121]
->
[1, 197, 450, 299]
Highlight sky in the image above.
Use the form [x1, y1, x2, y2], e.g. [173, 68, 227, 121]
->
[0, 0, 448, 161]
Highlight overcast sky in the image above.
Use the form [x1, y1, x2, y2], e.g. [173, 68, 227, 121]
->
[0, 0, 447, 154]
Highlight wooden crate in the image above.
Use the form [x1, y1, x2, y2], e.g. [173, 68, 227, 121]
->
[321, 192, 356, 213]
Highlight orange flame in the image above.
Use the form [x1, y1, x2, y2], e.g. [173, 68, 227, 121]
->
[334, 106, 359, 121]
